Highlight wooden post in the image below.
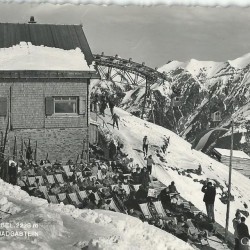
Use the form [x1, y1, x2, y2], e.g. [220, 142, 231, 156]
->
[225, 120, 234, 242]
[75, 154, 79, 168]
[141, 77, 148, 119]
[81, 140, 85, 159]
[13, 136, 16, 161]
[45, 152, 49, 161]
[34, 141, 37, 163]
[21, 138, 23, 158]
[0, 131, 3, 149]
[2, 115, 9, 157]
[150, 92, 155, 124]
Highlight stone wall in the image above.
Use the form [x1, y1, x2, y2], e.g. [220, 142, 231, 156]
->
[7, 127, 88, 163]
[0, 79, 89, 163]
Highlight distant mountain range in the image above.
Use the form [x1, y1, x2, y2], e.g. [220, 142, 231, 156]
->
[92, 53, 250, 155]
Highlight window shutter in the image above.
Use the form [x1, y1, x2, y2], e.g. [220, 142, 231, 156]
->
[45, 97, 54, 116]
[79, 97, 86, 115]
[0, 97, 7, 116]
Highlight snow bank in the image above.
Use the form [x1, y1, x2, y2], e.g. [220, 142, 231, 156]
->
[0, 42, 95, 71]
[0, 179, 192, 249]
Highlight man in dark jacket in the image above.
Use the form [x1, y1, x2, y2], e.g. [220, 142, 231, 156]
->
[201, 181, 216, 222]
[112, 113, 120, 129]
[9, 162, 17, 185]
[135, 185, 148, 203]
[132, 167, 142, 184]
[159, 187, 171, 209]
[238, 216, 250, 247]
[108, 99, 115, 116]
[109, 140, 117, 160]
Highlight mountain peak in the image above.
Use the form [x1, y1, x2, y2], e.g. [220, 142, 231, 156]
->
[228, 53, 250, 69]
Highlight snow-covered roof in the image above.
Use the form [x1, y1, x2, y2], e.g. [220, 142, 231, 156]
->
[214, 148, 250, 160]
[0, 23, 94, 65]
[0, 42, 95, 71]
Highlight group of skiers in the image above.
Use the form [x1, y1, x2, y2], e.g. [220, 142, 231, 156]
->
[90, 91, 120, 130]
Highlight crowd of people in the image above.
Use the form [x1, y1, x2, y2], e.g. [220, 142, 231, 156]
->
[4, 129, 248, 249]
[10, 136, 222, 247]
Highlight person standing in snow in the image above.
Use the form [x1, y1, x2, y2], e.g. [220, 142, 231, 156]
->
[112, 113, 120, 129]
[238, 216, 250, 249]
[108, 98, 115, 116]
[146, 155, 154, 175]
[143, 136, 149, 157]
[233, 210, 241, 250]
[201, 181, 216, 222]
[108, 140, 117, 160]
[8, 162, 17, 185]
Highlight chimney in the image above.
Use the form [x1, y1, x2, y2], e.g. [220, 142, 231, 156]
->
[28, 16, 36, 24]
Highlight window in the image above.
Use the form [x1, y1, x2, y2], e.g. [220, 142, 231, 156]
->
[54, 97, 78, 114]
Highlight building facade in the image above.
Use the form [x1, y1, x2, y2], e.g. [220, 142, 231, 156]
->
[0, 22, 100, 163]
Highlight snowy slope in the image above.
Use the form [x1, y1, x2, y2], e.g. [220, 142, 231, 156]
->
[0, 42, 95, 71]
[0, 180, 193, 250]
[228, 53, 250, 69]
[99, 108, 250, 233]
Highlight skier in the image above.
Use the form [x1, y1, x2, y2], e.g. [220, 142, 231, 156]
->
[146, 155, 154, 175]
[142, 136, 149, 157]
[112, 113, 120, 129]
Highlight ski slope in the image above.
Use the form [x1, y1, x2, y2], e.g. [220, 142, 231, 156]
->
[99, 108, 250, 233]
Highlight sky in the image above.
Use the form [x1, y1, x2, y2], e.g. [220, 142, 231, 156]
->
[0, 3, 250, 67]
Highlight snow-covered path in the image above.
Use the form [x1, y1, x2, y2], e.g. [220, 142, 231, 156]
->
[99, 107, 250, 233]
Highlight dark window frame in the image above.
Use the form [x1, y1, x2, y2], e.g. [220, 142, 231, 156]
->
[53, 96, 79, 115]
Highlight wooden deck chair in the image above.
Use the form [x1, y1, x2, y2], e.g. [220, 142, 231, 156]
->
[54, 174, 64, 184]
[123, 174, 131, 180]
[139, 203, 153, 220]
[133, 184, 140, 192]
[89, 176, 97, 181]
[48, 195, 59, 204]
[46, 175, 55, 184]
[122, 184, 131, 195]
[190, 206, 200, 215]
[57, 193, 68, 203]
[68, 193, 82, 206]
[97, 170, 103, 180]
[77, 191, 88, 201]
[153, 201, 167, 218]
[183, 201, 191, 210]
[35, 176, 44, 185]
[28, 176, 36, 186]
[62, 165, 71, 173]
[39, 186, 49, 199]
[76, 172, 83, 179]
[109, 198, 121, 213]
[94, 192, 100, 202]
[111, 184, 118, 191]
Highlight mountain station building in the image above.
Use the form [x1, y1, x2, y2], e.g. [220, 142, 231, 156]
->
[0, 20, 100, 163]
